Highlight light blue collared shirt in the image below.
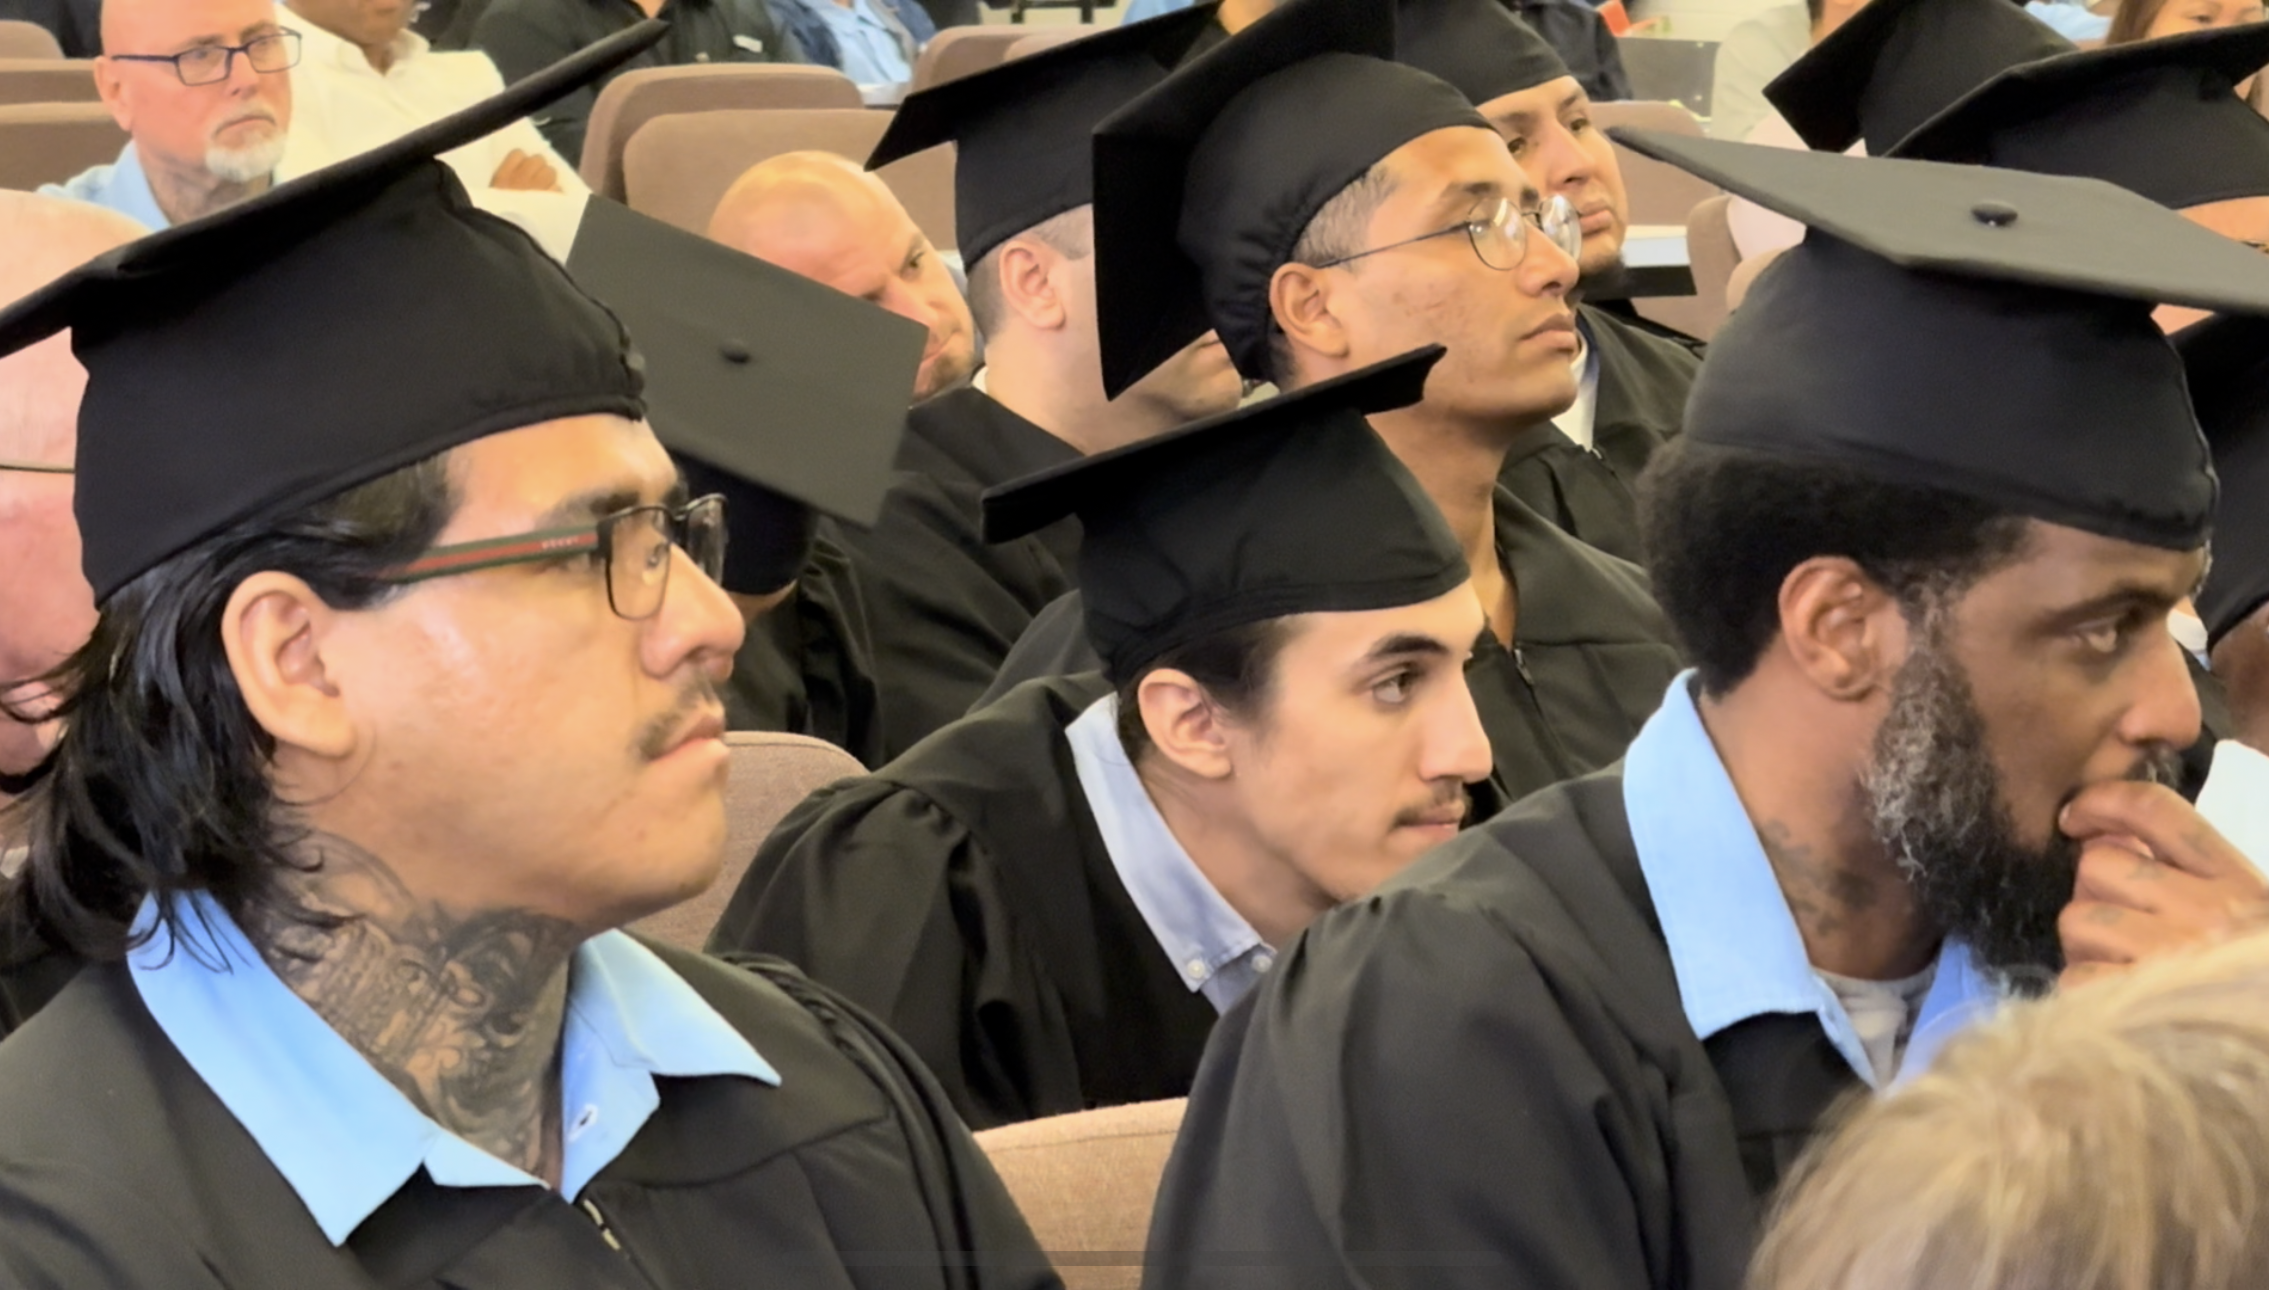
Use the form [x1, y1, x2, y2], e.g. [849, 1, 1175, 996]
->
[130, 893, 780, 1246]
[796, 0, 914, 93]
[38, 141, 168, 232]
[2025, 1, 2112, 40]
[1623, 673, 2003, 1089]
[1119, 0, 1196, 22]
[1065, 694, 1275, 1014]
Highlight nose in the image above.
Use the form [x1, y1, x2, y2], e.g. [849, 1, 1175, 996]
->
[223, 48, 263, 94]
[1526, 121, 1597, 194]
[2119, 627, 2205, 756]
[1426, 677, 1498, 788]
[641, 545, 746, 684]
[1523, 226, 1580, 297]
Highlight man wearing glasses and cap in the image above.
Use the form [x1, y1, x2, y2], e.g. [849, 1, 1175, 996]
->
[0, 29, 1056, 1287]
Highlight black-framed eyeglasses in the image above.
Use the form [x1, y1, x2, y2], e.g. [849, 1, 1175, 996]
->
[110, 29, 301, 87]
[383, 495, 727, 622]
[0, 460, 71, 474]
[1314, 194, 1583, 273]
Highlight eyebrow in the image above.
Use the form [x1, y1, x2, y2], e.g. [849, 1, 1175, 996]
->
[2039, 581, 2189, 631]
[1492, 87, 1589, 132]
[1427, 179, 1503, 222]
[1357, 633, 1455, 667]
[534, 481, 660, 530]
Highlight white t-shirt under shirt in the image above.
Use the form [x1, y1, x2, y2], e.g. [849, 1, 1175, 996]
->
[1817, 960, 1939, 1086]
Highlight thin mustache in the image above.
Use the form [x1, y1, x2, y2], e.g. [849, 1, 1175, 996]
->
[1394, 785, 1471, 828]
[636, 680, 723, 762]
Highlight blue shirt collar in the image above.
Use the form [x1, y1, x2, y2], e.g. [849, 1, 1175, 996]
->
[129, 892, 778, 1245]
[1621, 673, 2002, 1088]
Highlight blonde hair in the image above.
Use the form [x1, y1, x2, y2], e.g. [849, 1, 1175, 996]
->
[1751, 932, 2269, 1290]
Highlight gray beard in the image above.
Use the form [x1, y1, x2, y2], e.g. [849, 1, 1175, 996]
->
[205, 127, 284, 186]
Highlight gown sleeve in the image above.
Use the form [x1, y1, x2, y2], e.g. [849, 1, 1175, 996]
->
[0, 1158, 228, 1290]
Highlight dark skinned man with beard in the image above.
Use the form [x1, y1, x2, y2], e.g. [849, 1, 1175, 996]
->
[1140, 137, 2269, 1290]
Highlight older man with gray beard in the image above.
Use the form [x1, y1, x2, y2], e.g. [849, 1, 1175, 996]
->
[43, 0, 295, 229]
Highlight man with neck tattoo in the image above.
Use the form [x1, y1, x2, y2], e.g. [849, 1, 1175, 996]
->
[1140, 139, 2269, 1290]
[0, 29, 1055, 1289]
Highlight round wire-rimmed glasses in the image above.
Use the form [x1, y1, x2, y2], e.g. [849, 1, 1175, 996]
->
[384, 495, 727, 622]
[109, 30, 301, 86]
[1314, 193, 1584, 273]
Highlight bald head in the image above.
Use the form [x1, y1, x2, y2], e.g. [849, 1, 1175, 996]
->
[708, 152, 977, 400]
[95, 0, 293, 223]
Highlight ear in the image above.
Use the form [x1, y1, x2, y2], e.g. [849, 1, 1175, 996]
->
[1776, 556, 1910, 703]
[91, 58, 132, 130]
[1268, 261, 1351, 368]
[1136, 668, 1236, 781]
[220, 571, 359, 762]
[993, 237, 1069, 332]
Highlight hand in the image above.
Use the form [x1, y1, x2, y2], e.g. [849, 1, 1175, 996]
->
[490, 149, 563, 194]
[2057, 780, 2269, 989]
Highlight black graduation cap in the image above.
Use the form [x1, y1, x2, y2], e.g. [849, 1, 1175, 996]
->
[564, 195, 924, 593]
[1395, 0, 1569, 108]
[1765, 0, 2071, 155]
[1612, 130, 2269, 550]
[865, 5, 1221, 267]
[2179, 314, 2269, 645]
[1092, 0, 1488, 397]
[983, 346, 1465, 683]
[1894, 25, 2269, 209]
[0, 22, 669, 604]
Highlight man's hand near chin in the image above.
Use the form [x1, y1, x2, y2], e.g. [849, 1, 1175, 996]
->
[2057, 779, 2269, 989]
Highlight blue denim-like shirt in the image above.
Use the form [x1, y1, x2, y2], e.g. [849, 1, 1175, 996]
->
[786, 0, 913, 88]
[38, 140, 167, 232]
[1623, 672, 2003, 1089]
[129, 892, 780, 1245]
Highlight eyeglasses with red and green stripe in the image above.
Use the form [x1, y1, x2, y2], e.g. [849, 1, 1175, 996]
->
[383, 494, 726, 622]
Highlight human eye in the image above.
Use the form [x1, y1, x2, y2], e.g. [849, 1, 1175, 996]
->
[1371, 666, 1423, 707]
[176, 44, 227, 77]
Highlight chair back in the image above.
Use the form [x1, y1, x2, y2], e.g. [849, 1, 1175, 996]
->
[0, 102, 126, 192]
[1676, 193, 1737, 340]
[630, 731, 865, 950]
[0, 21, 63, 59]
[910, 26, 1026, 91]
[975, 1098, 1188, 1290]
[0, 58, 97, 105]
[623, 107, 957, 249]
[577, 63, 864, 200]
[1006, 28, 1090, 61]
[1613, 36, 1717, 117]
[1593, 100, 1720, 226]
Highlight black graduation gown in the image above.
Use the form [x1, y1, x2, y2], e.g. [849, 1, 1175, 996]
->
[1497, 303, 1702, 564]
[1143, 767, 1860, 1290]
[2180, 649, 2233, 801]
[0, 941, 1063, 1290]
[722, 534, 888, 768]
[829, 387, 1084, 762]
[708, 673, 1220, 1132]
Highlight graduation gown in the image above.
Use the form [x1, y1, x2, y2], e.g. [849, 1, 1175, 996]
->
[708, 673, 1220, 1132]
[0, 940, 1063, 1290]
[829, 386, 1084, 762]
[723, 534, 888, 768]
[1144, 767, 1857, 1290]
[1497, 303, 1702, 564]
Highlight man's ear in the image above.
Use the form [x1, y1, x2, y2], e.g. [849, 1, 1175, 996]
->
[993, 237, 1069, 332]
[1136, 668, 1236, 781]
[1776, 556, 1910, 703]
[1268, 261, 1352, 367]
[221, 571, 359, 761]
[90, 58, 132, 131]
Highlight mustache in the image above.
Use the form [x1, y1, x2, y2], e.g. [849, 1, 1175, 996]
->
[1391, 782, 1471, 830]
[635, 679, 723, 762]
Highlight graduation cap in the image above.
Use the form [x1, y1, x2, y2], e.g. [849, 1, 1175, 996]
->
[0, 22, 669, 604]
[1395, 0, 1570, 108]
[564, 196, 924, 594]
[2179, 314, 2269, 645]
[1612, 129, 2269, 549]
[1092, 0, 1488, 397]
[865, 5, 1221, 267]
[1893, 25, 2269, 209]
[1765, 0, 2071, 155]
[983, 346, 1464, 683]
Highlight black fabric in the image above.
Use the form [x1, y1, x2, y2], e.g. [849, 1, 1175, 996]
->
[1172, 14, 1229, 66]
[0, 943, 1060, 1288]
[1092, 0, 1489, 395]
[474, 0, 804, 163]
[983, 350, 1466, 685]
[1397, 0, 1570, 105]
[1497, 303, 1699, 563]
[1145, 767, 1849, 1290]
[0, 0, 98, 54]
[830, 385, 1083, 761]
[1506, 0, 1632, 101]
[1764, 0, 2071, 155]
[680, 457, 818, 596]
[867, 7, 1220, 266]
[2180, 313, 2269, 646]
[0, 906, 79, 1042]
[722, 534, 887, 767]
[709, 672, 1221, 1130]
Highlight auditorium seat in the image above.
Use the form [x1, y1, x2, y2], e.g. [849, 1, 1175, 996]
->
[577, 63, 865, 202]
[631, 731, 864, 950]
[1678, 193, 1738, 340]
[1594, 100, 1721, 226]
[974, 1098, 1187, 1290]
[909, 26, 1028, 92]
[623, 107, 958, 250]
[0, 103, 126, 192]
[0, 59, 97, 105]
[0, 21, 63, 60]
[1006, 28, 1091, 61]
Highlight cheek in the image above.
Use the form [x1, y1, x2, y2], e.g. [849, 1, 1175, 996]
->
[1967, 653, 2124, 830]
[0, 505, 94, 679]
[1235, 714, 1410, 891]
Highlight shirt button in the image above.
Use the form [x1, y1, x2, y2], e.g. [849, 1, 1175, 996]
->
[568, 1105, 600, 1142]
[1184, 958, 1207, 981]
[1254, 952, 1276, 974]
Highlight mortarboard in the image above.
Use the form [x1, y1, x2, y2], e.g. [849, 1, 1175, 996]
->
[1613, 130, 2269, 550]
[1765, 0, 2071, 155]
[983, 346, 1465, 683]
[564, 195, 925, 593]
[2179, 314, 2269, 645]
[1092, 0, 1488, 397]
[865, 5, 1222, 266]
[0, 23, 670, 604]
[1395, 0, 1570, 107]
[1894, 25, 2269, 210]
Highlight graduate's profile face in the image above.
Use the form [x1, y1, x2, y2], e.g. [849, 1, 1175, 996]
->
[1218, 587, 1493, 899]
[1479, 77, 1629, 278]
[311, 415, 746, 932]
[2157, 197, 2269, 332]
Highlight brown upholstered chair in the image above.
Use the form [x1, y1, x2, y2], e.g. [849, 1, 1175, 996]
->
[1591, 99, 1720, 227]
[1673, 193, 1737, 341]
[0, 20, 63, 59]
[630, 731, 864, 950]
[1725, 245, 1782, 314]
[622, 107, 958, 249]
[1005, 28, 1091, 61]
[0, 102, 126, 192]
[576, 63, 864, 201]
[0, 58, 98, 105]
[974, 1098, 1187, 1290]
[909, 26, 1027, 91]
